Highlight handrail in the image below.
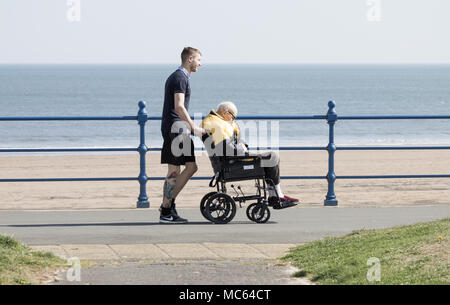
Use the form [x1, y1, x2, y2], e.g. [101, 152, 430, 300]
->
[0, 116, 137, 121]
[1, 100, 449, 207]
[0, 101, 150, 208]
[339, 115, 450, 120]
[0, 148, 137, 153]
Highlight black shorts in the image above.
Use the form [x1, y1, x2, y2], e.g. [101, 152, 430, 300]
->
[161, 132, 196, 166]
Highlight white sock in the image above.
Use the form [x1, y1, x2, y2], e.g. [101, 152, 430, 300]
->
[275, 184, 284, 198]
[269, 184, 284, 198]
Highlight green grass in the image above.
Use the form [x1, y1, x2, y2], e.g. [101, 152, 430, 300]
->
[0, 235, 66, 285]
[282, 218, 449, 285]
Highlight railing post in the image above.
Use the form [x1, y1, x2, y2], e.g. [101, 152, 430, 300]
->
[137, 101, 149, 208]
[324, 100, 338, 206]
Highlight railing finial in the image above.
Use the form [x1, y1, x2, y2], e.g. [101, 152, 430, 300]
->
[327, 100, 337, 121]
[138, 100, 146, 109]
[328, 100, 336, 109]
[138, 101, 148, 124]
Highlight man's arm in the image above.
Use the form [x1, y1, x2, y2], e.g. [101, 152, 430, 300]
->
[174, 93, 204, 136]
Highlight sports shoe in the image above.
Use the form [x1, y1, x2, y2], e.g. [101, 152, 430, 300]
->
[159, 206, 188, 224]
[159, 213, 188, 224]
[171, 200, 179, 217]
[281, 195, 299, 203]
[268, 196, 298, 210]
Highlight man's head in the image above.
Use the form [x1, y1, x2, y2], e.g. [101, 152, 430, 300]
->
[217, 101, 238, 122]
[181, 47, 202, 73]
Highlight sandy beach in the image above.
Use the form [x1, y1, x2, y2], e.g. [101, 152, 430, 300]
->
[0, 150, 449, 210]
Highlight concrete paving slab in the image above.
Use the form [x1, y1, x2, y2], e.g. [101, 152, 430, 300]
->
[61, 244, 119, 260]
[31, 243, 298, 261]
[51, 259, 308, 285]
[156, 243, 219, 259]
[204, 243, 267, 259]
[109, 244, 169, 259]
[249, 243, 298, 258]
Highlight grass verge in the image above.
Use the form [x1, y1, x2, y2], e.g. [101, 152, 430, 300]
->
[282, 218, 449, 285]
[0, 235, 66, 285]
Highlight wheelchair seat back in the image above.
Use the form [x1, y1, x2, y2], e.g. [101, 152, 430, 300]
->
[207, 156, 265, 182]
[202, 132, 265, 182]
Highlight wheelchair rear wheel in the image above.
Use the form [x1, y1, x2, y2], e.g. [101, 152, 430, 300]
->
[204, 193, 237, 224]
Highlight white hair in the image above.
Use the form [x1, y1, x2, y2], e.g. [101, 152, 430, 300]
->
[217, 101, 237, 114]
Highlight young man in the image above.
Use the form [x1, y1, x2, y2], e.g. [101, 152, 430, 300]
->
[160, 47, 204, 224]
[201, 101, 299, 209]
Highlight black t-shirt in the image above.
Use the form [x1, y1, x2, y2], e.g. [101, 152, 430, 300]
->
[161, 69, 191, 135]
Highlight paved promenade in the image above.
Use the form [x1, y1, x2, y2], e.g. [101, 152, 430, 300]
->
[2, 206, 448, 245]
[1, 206, 448, 284]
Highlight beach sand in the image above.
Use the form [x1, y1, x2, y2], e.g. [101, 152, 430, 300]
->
[0, 150, 449, 210]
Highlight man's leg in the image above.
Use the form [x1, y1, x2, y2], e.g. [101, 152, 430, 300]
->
[161, 162, 198, 208]
[160, 129, 198, 223]
[172, 162, 198, 199]
[161, 164, 181, 208]
[260, 151, 299, 207]
[260, 151, 280, 187]
[160, 162, 198, 223]
[160, 164, 187, 223]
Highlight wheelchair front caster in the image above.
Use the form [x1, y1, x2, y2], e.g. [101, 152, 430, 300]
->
[204, 193, 237, 224]
[246, 202, 270, 223]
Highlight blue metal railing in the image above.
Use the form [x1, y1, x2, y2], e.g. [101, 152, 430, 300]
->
[1, 100, 449, 207]
[143, 100, 450, 206]
[320, 101, 450, 205]
[0, 101, 150, 208]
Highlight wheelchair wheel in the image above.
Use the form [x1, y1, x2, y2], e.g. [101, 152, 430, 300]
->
[205, 193, 236, 224]
[200, 191, 218, 221]
[246, 203, 258, 221]
[250, 203, 270, 224]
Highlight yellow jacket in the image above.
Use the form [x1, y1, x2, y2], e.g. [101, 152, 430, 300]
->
[201, 110, 246, 157]
[201, 110, 240, 145]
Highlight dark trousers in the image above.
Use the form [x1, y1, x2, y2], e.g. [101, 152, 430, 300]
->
[257, 151, 280, 185]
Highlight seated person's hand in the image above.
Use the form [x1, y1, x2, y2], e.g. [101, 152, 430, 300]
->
[237, 142, 248, 153]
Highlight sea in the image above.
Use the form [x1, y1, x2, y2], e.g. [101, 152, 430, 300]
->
[1, 64, 449, 152]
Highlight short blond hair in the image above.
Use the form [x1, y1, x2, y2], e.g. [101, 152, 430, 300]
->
[181, 47, 202, 63]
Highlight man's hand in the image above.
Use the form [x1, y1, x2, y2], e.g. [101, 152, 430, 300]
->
[192, 126, 206, 137]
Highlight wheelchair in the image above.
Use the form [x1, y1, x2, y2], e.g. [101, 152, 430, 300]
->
[200, 154, 277, 224]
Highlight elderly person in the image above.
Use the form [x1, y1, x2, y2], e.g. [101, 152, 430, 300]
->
[201, 101, 299, 209]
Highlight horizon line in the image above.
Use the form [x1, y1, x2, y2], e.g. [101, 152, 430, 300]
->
[1, 62, 450, 65]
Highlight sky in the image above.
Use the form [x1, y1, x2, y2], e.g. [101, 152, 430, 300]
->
[0, 0, 449, 64]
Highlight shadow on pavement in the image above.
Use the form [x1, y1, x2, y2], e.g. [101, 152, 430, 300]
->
[3, 220, 277, 227]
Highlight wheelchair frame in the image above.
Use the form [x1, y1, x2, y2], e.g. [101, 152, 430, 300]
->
[200, 155, 275, 224]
